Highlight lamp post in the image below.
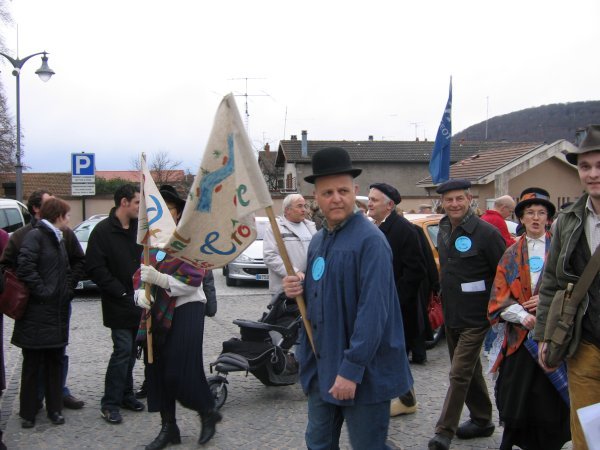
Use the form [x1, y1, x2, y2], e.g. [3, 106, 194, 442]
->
[0, 51, 55, 201]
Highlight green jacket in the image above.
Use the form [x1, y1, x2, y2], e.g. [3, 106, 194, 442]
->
[534, 194, 589, 357]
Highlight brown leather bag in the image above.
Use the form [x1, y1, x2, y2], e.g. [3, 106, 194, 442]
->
[0, 269, 30, 320]
[544, 245, 600, 368]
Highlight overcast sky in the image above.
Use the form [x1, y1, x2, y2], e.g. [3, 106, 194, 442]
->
[1, 0, 598, 174]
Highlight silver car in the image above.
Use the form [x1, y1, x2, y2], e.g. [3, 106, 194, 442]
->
[222, 217, 269, 286]
[72, 214, 108, 290]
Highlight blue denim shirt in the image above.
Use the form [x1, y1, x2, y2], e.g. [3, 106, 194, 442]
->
[298, 212, 413, 405]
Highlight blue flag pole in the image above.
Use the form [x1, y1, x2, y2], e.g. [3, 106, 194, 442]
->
[429, 77, 452, 184]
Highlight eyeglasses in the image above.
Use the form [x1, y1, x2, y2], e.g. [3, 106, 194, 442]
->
[524, 210, 548, 218]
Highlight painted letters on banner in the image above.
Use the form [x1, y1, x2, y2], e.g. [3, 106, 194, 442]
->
[163, 94, 273, 269]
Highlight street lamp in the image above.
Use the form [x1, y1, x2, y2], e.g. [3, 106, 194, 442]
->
[0, 51, 55, 201]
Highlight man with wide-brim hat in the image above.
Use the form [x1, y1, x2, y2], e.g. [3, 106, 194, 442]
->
[283, 147, 413, 449]
[535, 124, 600, 449]
[428, 178, 505, 450]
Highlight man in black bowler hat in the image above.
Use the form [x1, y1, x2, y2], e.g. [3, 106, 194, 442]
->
[367, 182, 426, 417]
[428, 179, 505, 450]
[283, 147, 412, 450]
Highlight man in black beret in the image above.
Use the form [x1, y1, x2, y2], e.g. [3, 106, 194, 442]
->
[367, 183, 426, 417]
[428, 179, 505, 450]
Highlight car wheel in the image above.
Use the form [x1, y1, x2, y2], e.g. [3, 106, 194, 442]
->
[425, 326, 445, 349]
[225, 275, 238, 287]
[208, 377, 228, 410]
[222, 265, 229, 277]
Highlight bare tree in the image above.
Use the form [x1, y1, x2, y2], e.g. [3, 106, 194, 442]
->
[0, 1, 16, 171]
[130, 151, 183, 185]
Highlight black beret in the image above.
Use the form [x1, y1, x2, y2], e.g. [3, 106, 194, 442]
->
[435, 178, 471, 194]
[369, 183, 401, 205]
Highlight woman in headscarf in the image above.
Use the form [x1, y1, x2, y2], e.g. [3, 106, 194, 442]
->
[488, 188, 570, 450]
[12, 198, 73, 428]
[134, 185, 221, 449]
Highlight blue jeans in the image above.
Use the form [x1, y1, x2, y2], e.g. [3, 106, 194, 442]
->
[306, 384, 391, 450]
[101, 328, 137, 410]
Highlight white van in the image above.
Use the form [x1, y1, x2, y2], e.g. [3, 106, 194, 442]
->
[0, 199, 31, 233]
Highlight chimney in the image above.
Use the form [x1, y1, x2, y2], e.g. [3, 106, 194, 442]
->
[290, 135, 297, 140]
[264, 142, 270, 154]
[301, 130, 308, 158]
[368, 135, 373, 141]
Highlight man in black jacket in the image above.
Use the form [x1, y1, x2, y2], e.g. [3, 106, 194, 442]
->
[428, 179, 505, 450]
[86, 184, 144, 425]
[368, 183, 426, 417]
[0, 190, 86, 410]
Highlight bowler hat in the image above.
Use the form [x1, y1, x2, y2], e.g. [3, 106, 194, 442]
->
[436, 178, 471, 194]
[370, 183, 402, 205]
[159, 185, 186, 210]
[304, 147, 362, 184]
[514, 187, 556, 218]
[566, 124, 600, 165]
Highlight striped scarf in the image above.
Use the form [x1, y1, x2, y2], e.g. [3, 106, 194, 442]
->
[134, 248, 204, 343]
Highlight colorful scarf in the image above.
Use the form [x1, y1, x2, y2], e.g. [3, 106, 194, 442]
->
[134, 248, 204, 343]
[488, 232, 550, 371]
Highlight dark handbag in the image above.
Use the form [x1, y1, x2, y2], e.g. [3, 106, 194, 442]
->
[544, 244, 600, 368]
[427, 291, 444, 330]
[0, 269, 30, 320]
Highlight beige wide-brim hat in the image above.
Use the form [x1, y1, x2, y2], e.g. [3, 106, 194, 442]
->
[566, 124, 600, 165]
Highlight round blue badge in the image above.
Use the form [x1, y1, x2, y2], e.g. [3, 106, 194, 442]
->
[455, 236, 472, 252]
[156, 250, 166, 262]
[529, 256, 544, 273]
[312, 257, 325, 281]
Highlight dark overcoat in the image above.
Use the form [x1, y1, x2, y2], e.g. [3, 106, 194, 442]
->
[12, 223, 72, 349]
[378, 209, 427, 338]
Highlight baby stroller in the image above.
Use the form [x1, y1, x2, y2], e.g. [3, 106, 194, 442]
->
[207, 292, 302, 410]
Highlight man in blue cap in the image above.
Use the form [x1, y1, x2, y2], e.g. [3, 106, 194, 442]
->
[283, 147, 412, 450]
[428, 179, 505, 450]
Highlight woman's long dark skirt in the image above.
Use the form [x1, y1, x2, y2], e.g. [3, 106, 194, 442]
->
[495, 344, 571, 450]
[146, 301, 214, 415]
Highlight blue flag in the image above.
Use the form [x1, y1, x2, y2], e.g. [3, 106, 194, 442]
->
[429, 78, 452, 184]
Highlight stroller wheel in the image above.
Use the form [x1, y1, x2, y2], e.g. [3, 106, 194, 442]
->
[208, 377, 228, 410]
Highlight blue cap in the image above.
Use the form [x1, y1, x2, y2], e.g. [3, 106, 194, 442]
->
[435, 179, 471, 194]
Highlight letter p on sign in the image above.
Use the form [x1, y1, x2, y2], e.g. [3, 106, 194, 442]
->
[71, 153, 95, 176]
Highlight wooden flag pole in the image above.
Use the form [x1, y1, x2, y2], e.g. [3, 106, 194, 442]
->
[265, 206, 316, 354]
[144, 244, 154, 364]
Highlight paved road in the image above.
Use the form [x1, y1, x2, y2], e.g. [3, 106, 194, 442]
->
[0, 272, 571, 449]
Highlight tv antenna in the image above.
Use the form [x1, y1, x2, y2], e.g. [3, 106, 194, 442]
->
[409, 122, 423, 140]
[229, 77, 269, 132]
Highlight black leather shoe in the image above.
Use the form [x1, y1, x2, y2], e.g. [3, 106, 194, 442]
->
[135, 380, 147, 399]
[121, 398, 145, 412]
[198, 410, 222, 445]
[456, 419, 495, 439]
[101, 408, 123, 424]
[145, 423, 181, 450]
[63, 394, 85, 409]
[428, 433, 451, 450]
[48, 412, 65, 425]
[21, 419, 35, 429]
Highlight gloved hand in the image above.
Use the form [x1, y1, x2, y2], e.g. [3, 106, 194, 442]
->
[140, 264, 170, 289]
[134, 289, 153, 310]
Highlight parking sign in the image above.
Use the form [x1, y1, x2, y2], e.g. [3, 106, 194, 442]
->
[71, 153, 95, 177]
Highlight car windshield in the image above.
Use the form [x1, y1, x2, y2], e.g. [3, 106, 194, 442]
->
[73, 222, 98, 243]
[256, 219, 268, 240]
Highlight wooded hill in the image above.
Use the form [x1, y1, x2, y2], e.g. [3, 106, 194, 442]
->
[454, 101, 600, 143]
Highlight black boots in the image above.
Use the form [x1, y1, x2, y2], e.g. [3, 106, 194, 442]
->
[198, 410, 222, 445]
[145, 423, 181, 450]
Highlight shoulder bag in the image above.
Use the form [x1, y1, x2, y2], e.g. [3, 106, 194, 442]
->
[0, 268, 30, 320]
[543, 244, 600, 368]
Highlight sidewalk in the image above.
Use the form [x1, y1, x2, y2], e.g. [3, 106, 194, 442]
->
[1, 292, 571, 449]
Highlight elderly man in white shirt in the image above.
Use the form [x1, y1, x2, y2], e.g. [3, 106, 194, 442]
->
[263, 194, 317, 295]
